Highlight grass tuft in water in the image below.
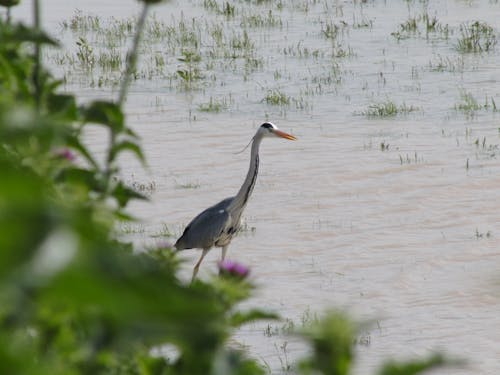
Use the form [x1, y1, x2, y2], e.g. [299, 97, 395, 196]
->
[456, 21, 497, 53]
[176, 49, 203, 89]
[175, 180, 201, 189]
[264, 89, 290, 106]
[361, 101, 420, 117]
[75, 37, 95, 70]
[428, 55, 465, 73]
[203, 0, 235, 17]
[61, 9, 101, 33]
[241, 10, 283, 28]
[391, 12, 449, 41]
[198, 96, 231, 112]
[454, 90, 498, 117]
[399, 152, 424, 165]
[475, 228, 492, 239]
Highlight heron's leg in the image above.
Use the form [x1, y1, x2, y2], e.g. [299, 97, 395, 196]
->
[191, 248, 209, 283]
[218, 246, 230, 277]
[221, 245, 229, 261]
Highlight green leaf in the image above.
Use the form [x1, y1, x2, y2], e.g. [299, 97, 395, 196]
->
[65, 135, 99, 169]
[112, 181, 148, 208]
[0, 0, 20, 7]
[109, 140, 145, 165]
[299, 311, 355, 375]
[213, 349, 267, 375]
[125, 127, 139, 138]
[0, 23, 59, 46]
[377, 354, 455, 375]
[83, 100, 124, 132]
[177, 69, 188, 81]
[55, 167, 103, 192]
[47, 93, 78, 120]
[229, 309, 279, 328]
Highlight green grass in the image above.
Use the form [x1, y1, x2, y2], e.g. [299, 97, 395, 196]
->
[151, 223, 176, 238]
[198, 96, 230, 112]
[97, 49, 122, 71]
[120, 223, 146, 234]
[400, 17, 418, 33]
[455, 91, 482, 114]
[241, 10, 283, 28]
[428, 55, 465, 73]
[130, 179, 157, 195]
[203, 0, 235, 16]
[230, 29, 255, 55]
[320, 20, 353, 58]
[399, 152, 424, 165]
[456, 21, 497, 53]
[61, 9, 101, 32]
[321, 20, 346, 40]
[391, 12, 449, 41]
[175, 181, 201, 189]
[282, 42, 323, 59]
[75, 37, 95, 70]
[361, 101, 420, 117]
[454, 90, 498, 117]
[264, 89, 290, 105]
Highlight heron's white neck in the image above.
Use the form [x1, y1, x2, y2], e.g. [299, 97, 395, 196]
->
[228, 135, 263, 214]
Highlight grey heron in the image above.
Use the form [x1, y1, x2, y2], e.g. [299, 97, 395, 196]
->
[174, 122, 297, 281]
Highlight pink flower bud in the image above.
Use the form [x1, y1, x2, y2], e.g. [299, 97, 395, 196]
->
[218, 260, 250, 279]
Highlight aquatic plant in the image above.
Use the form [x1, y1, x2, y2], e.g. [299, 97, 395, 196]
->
[198, 95, 230, 112]
[241, 9, 283, 28]
[391, 12, 449, 41]
[361, 101, 420, 117]
[265, 89, 290, 105]
[456, 21, 497, 53]
[454, 89, 498, 118]
[428, 54, 465, 72]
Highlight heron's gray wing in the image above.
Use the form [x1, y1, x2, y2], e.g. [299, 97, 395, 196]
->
[175, 197, 233, 250]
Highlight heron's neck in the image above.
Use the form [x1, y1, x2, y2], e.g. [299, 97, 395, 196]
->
[229, 136, 262, 213]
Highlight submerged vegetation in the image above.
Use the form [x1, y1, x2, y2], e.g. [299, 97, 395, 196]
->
[361, 101, 420, 117]
[455, 89, 498, 117]
[455, 21, 497, 53]
[391, 11, 450, 40]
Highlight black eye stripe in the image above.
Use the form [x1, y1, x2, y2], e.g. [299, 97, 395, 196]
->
[261, 122, 273, 129]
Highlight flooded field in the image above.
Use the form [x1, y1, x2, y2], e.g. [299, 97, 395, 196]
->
[11, 0, 500, 373]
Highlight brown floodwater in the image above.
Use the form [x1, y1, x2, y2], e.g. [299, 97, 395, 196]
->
[11, 0, 500, 373]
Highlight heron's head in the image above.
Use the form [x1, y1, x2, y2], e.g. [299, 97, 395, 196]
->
[257, 122, 297, 140]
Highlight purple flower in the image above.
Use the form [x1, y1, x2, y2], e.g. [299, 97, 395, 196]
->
[55, 148, 76, 162]
[218, 260, 250, 279]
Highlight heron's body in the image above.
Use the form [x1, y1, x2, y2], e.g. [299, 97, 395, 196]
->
[174, 197, 238, 250]
[175, 122, 296, 281]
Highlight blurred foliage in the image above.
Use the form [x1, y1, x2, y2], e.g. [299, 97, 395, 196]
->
[299, 311, 354, 375]
[0, 0, 20, 8]
[377, 354, 450, 375]
[0, 3, 456, 375]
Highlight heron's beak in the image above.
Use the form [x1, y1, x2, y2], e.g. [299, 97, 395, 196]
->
[274, 129, 297, 140]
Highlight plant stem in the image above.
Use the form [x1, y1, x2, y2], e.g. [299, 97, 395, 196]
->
[104, 3, 150, 193]
[33, 0, 41, 113]
[117, 3, 149, 106]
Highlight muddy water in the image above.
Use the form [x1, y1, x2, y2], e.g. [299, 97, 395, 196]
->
[12, 0, 500, 373]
